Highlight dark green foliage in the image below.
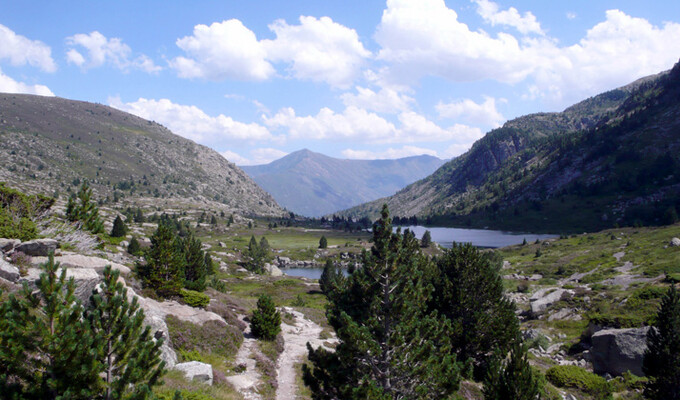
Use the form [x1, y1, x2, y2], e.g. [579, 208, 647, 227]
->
[319, 259, 341, 294]
[429, 244, 519, 378]
[0, 182, 54, 240]
[127, 236, 141, 256]
[259, 236, 270, 252]
[420, 230, 432, 248]
[545, 365, 612, 399]
[664, 207, 679, 225]
[180, 289, 210, 308]
[204, 252, 215, 275]
[88, 265, 165, 399]
[304, 205, 461, 399]
[246, 235, 267, 273]
[251, 294, 281, 341]
[137, 224, 184, 297]
[110, 215, 127, 237]
[210, 215, 217, 225]
[0, 255, 101, 399]
[180, 234, 208, 292]
[643, 285, 680, 399]
[319, 235, 328, 249]
[483, 341, 541, 400]
[67, 182, 104, 234]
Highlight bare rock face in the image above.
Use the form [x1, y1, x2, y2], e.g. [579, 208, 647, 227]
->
[0, 258, 20, 282]
[19, 267, 100, 303]
[591, 327, 649, 376]
[173, 361, 214, 385]
[31, 254, 131, 275]
[0, 238, 20, 253]
[15, 239, 58, 256]
[530, 288, 574, 315]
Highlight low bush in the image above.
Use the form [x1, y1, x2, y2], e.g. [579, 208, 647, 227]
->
[0, 182, 54, 240]
[545, 365, 612, 399]
[166, 316, 242, 360]
[180, 289, 210, 308]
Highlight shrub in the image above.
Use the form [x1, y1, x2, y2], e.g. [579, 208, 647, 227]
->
[0, 182, 54, 240]
[180, 289, 210, 308]
[166, 315, 242, 360]
[319, 235, 328, 249]
[545, 365, 612, 399]
[251, 294, 281, 341]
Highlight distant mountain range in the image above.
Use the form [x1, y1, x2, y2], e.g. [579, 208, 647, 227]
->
[0, 93, 284, 216]
[341, 61, 680, 233]
[241, 149, 446, 217]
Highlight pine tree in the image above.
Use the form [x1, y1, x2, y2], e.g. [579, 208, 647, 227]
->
[319, 259, 340, 294]
[643, 285, 680, 400]
[319, 235, 328, 249]
[127, 236, 141, 256]
[421, 230, 432, 248]
[304, 205, 460, 399]
[181, 234, 208, 292]
[210, 215, 217, 225]
[428, 244, 519, 379]
[246, 235, 265, 273]
[259, 236, 270, 252]
[88, 265, 165, 399]
[67, 182, 104, 234]
[0, 255, 101, 398]
[483, 340, 541, 400]
[110, 215, 127, 237]
[137, 224, 184, 297]
[251, 294, 281, 341]
[204, 252, 215, 275]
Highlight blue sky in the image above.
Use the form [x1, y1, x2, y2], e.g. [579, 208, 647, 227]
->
[1, 0, 679, 165]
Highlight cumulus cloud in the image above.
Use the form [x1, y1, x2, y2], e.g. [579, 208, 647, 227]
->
[0, 67, 54, 96]
[108, 96, 273, 144]
[66, 31, 161, 73]
[341, 146, 438, 160]
[436, 96, 505, 127]
[340, 86, 414, 114]
[375, 1, 680, 106]
[0, 24, 56, 72]
[172, 16, 369, 87]
[474, 0, 544, 35]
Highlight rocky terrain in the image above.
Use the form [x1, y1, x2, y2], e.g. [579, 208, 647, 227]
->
[242, 149, 445, 217]
[0, 93, 284, 217]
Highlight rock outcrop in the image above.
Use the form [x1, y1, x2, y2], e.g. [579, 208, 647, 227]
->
[0, 258, 20, 282]
[15, 239, 58, 256]
[530, 288, 574, 315]
[671, 237, 680, 247]
[591, 327, 649, 376]
[19, 267, 100, 302]
[0, 238, 20, 253]
[31, 254, 131, 275]
[173, 361, 214, 385]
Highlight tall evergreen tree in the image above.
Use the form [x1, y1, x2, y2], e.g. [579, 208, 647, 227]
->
[88, 265, 165, 400]
[304, 205, 460, 399]
[319, 235, 328, 249]
[246, 235, 265, 273]
[429, 244, 519, 378]
[137, 224, 184, 297]
[127, 236, 141, 256]
[643, 285, 680, 400]
[483, 340, 541, 400]
[250, 294, 281, 341]
[0, 255, 101, 399]
[110, 215, 127, 238]
[319, 259, 340, 294]
[181, 234, 208, 292]
[259, 236, 270, 252]
[67, 182, 104, 234]
[420, 230, 432, 248]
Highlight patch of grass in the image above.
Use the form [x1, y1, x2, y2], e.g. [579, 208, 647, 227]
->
[166, 316, 242, 361]
[546, 365, 612, 399]
[154, 370, 241, 400]
[295, 362, 313, 400]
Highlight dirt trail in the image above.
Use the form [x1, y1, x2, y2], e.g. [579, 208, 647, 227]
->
[226, 316, 263, 400]
[276, 307, 337, 400]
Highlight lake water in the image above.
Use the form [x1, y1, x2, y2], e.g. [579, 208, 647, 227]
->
[283, 226, 556, 280]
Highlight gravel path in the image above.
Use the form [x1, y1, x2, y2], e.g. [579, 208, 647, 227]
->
[226, 316, 263, 400]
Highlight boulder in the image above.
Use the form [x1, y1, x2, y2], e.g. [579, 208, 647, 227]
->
[671, 237, 680, 247]
[31, 254, 131, 275]
[264, 263, 283, 277]
[530, 288, 573, 315]
[591, 327, 649, 376]
[0, 238, 20, 253]
[0, 258, 20, 282]
[18, 267, 101, 303]
[173, 361, 213, 385]
[15, 239, 58, 256]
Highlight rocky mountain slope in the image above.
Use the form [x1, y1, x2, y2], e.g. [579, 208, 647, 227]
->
[342, 63, 680, 232]
[241, 149, 445, 217]
[0, 93, 284, 216]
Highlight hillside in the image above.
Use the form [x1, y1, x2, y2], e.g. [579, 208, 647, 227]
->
[0, 93, 284, 216]
[241, 149, 445, 217]
[341, 64, 680, 233]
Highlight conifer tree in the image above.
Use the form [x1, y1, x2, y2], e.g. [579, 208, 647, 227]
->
[251, 294, 281, 341]
[137, 224, 184, 297]
[88, 265, 165, 399]
[483, 340, 541, 400]
[204, 252, 215, 275]
[319, 259, 340, 294]
[127, 236, 141, 256]
[319, 235, 328, 249]
[421, 230, 432, 248]
[643, 285, 680, 400]
[0, 255, 101, 398]
[181, 234, 208, 292]
[429, 244, 519, 378]
[67, 182, 104, 234]
[110, 215, 127, 237]
[304, 205, 460, 399]
[246, 235, 265, 273]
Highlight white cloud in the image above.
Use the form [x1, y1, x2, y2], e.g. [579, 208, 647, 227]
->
[566, 12, 577, 20]
[0, 24, 56, 72]
[0, 67, 54, 96]
[66, 31, 161, 73]
[172, 16, 369, 87]
[340, 86, 414, 114]
[108, 97, 273, 144]
[221, 148, 288, 166]
[263, 16, 371, 88]
[171, 20, 273, 81]
[341, 146, 438, 160]
[436, 96, 505, 127]
[474, 0, 544, 35]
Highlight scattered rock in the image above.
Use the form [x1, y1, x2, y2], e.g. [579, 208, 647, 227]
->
[0, 238, 20, 253]
[218, 242, 226, 248]
[528, 274, 543, 281]
[548, 308, 582, 321]
[0, 258, 20, 282]
[591, 327, 649, 376]
[530, 288, 574, 315]
[173, 361, 214, 385]
[15, 239, 58, 256]
[31, 254, 131, 275]
[264, 263, 283, 277]
[671, 237, 680, 247]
